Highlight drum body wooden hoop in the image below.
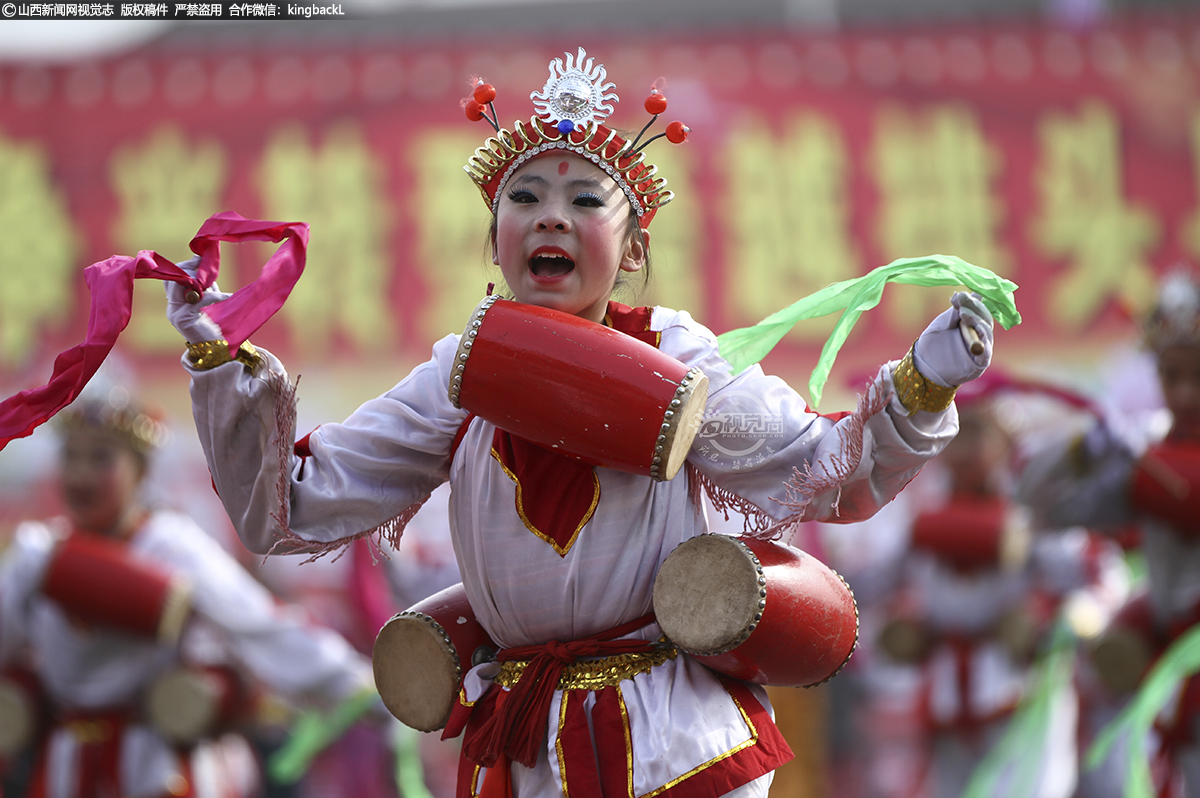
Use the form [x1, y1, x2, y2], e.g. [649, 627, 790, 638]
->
[653, 534, 858, 687]
[448, 296, 708, 481]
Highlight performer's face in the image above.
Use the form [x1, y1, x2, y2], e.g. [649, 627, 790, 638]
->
[59, 427, 144, 536]
[1158, 344, 1200, 439]
[493, 155, 647, 324]
[941, 403, 1010, 496]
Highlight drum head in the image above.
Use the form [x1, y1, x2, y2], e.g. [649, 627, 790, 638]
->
[1091, 627, 1153, 695]
[0, 680, 34, 756]
[654, 535, 759, 655]
[145, 669, 220, 745]
[373, 614, 461, 732]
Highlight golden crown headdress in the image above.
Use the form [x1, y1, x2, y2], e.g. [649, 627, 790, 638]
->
[55, 388, 169, 455]
[463, 47, 689, 229]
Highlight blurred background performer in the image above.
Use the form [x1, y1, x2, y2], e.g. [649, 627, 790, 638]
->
[1018, 270, 1200, 797]
[0, 387, 378, 798]
[814, 379, 1129, 798]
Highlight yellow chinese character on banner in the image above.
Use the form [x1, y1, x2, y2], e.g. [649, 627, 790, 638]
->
[1031, 101, 1159, 329]
[1181, 109, 1200, 262]
[871, 103, 1011, 336]
[258, 121, 394, 353]
[0, 134, 78, 368]
[723, 112, 859, 339]
[408, 129, 495, 341]
[110, 126, 227, 351]
[631, 144, 702, 318]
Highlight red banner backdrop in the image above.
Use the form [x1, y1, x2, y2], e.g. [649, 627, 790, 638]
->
[1, 15, 1198, 404]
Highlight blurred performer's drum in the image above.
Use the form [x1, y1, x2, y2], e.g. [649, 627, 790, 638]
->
[1131, 442, 1200, 536]
[42, 532, 192, 643]
[1089, 591, 1156, 695]
[144, 666, 249, 745]
[448, 295, 708, 482]
[910, 496, 1030, 572]
[0, 668, 42, 758]
[653, 535, 858, 686]
[373, 583, 497, 732]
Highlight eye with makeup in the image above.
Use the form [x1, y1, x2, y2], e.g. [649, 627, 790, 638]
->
[573, 192, 604, 208]
[507, 188, 537, 204]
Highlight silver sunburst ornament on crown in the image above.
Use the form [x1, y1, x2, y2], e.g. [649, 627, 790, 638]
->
[529, 47, 619, 134]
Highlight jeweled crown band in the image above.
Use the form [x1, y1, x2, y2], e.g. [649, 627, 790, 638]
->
[465, 117, 672, 229]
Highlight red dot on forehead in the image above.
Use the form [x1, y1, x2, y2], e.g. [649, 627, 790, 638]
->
[558, 160, 570, 175]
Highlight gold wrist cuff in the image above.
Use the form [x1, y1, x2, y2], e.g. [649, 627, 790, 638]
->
[186, 339, 262, 372]
[894, 344, 956, 416]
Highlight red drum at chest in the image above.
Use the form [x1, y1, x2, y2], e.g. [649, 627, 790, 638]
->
[144, 666, 253, 745]
[373, 583, 497, 732]
[910, 496, 1029, 572]
[1131, 442, 1200, 537]
[448, 295, 709, 482]
[41, 532, 192, 643]
[653, 535, 858, 687]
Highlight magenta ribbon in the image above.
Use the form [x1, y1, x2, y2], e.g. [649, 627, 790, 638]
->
[0, 211, 309, 451]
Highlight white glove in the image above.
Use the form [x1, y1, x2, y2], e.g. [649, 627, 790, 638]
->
[165, 255, 230, 343]
[912, 291, 993, 387]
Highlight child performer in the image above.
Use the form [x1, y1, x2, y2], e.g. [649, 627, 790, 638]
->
[1017, 270, 1200, 795]
[164, 48, 995, 798]
[0, 389, 378, 798]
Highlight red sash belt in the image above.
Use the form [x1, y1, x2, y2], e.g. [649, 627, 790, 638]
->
[459, 613, 657, 773]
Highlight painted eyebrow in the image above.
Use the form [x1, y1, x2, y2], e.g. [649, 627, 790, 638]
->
[509, 175, 608, 191]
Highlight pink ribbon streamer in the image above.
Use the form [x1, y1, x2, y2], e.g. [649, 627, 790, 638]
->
[0, 212, 309, 451]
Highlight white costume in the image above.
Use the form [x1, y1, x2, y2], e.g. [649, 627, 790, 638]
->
[0, 509, 374, 798]
[184, 301, 957, 798]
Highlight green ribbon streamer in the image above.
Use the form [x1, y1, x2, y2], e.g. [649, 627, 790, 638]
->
[267, 688, 379, 784]
[1086, 624, 1200, 798]
[962, 621, 1076, 798]
[394, 721, 435, 798]
[714, 255, 1021, 408]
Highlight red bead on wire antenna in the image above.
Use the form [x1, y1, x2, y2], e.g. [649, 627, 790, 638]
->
[464, 100, 486, 122]
[665, 121, 690, 144]
[644, 89, 667, 115]
[473, 81, 496, 105]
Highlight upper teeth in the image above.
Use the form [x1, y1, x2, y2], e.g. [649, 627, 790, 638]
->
[538, 253, 567, 258]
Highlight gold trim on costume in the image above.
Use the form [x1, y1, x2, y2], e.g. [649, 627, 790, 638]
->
[185, 339, 263, 372]
[639, 688, 758, 798]
[495, 645, 678, 691]
[489, 447, 600, 556]
[556, 690, 572, 798]
[618, 688, 635, 798]
[893, 344, 956, 416]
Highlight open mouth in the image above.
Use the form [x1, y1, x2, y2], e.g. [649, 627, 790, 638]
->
[530, 252, 575, 278]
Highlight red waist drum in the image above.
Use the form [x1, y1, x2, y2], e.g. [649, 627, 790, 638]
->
[144, 665, 254, 746]
[41, 532, 193, 643]
[448, 295, 709, 482]
[910, 496, 1029, 572]
[373, 583, 497, 732]
[653, 535, 858, 686]
[1131, 442, 1200, 537]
